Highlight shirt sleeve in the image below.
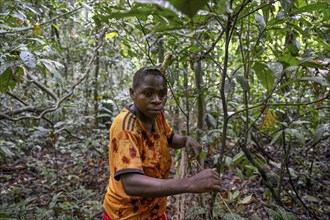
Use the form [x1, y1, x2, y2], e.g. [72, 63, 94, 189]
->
[110, 130, 144, 181]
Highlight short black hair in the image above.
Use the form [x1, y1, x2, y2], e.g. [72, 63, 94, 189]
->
[132, 67, 166, 90]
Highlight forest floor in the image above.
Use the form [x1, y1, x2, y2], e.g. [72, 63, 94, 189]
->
[0, 137, 329, 219]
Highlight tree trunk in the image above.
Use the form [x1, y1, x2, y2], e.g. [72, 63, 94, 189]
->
[93, 51, 99, 128]
[193, 58, 205, 137]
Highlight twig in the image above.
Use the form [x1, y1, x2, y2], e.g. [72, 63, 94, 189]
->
[197, 3, 225, 62]
[193, 160, 238, 220]
[6, 92, 28, 106]
[166, 68, 188, 120]
[229, 0, 251, 43]
[126, 0, 155, 66]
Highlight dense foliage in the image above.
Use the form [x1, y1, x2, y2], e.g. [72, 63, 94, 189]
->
[1, 0, 329, 219]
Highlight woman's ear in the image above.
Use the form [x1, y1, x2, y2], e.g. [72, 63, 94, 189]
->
[129, 88, 134, 100]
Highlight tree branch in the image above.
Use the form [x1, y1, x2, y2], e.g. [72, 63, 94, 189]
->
[126, 0, 155, 66]
[238, 139, 282, 205]
[25, 70, 58, 100]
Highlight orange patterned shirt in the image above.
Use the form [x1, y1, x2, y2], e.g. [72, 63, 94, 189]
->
[103, 107, 173, 220]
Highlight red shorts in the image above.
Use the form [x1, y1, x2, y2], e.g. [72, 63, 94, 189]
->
[102, 211, 168, 220]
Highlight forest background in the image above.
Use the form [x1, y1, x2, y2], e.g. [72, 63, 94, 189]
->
[0, 0, 329, 219]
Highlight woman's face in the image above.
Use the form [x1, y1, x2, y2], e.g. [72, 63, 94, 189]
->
[130, 74, 167, 120]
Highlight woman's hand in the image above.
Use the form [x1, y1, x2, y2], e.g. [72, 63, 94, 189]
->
[187, 168, 221, 193]
[185, 136, 202, 159]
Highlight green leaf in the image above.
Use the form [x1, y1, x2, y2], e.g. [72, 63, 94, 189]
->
[167, 0, 208, 18]
[236, 168, 244, 180]
[241, 194, 253, 204]
[279, 54, 299, 66]
[40, 59, 64, 85]
[200, 150, 207, 160]
[20, 50, 36, 69]
[0, 68, 16, 92]
[233, 190, 240, 199]
[286, 38, 300, 56]
[269, 160, 281, 169]
[300, 76, 330, 87]
[262, 5, 270, 25]
[22, 3, 41, 15]
[268, 62, 283, 79]
[225, 156, 233, 167]
[280, 0, 293, 13]
[235, 75, 250, 91]
[270, 130, 283, 146]
[286, 128, 305, 146]
[276, 206, 297, 220]
[233, 151, 246, 165]
[0, 213, 16, 218]
[265, 207, 282, 220]
[312, 124, 330, 144]
[306, 195, 319, 203]
[255, 13, 266, 29]
[293, 2, 328, 14]
[206, 113, 217, 128]
[0, 145, 15, 158]
[291, 121, 310, 125]
[253, 62, 275, 91]
[49, 192, 63, 209]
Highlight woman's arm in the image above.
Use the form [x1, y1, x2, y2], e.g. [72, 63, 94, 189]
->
[169, 133, 202, 158]
[120, 168, 221, 198]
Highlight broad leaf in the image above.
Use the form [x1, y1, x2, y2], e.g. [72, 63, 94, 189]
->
[286, 128, 305, 146]
[20, 50, 36, 69]
[293, 2, 328, 14]
[279, 54, 299, 66]
[270, 130, 283, 146]
[312, 124, 330, 144]
[265, 207, 282, 220]
[255, 13, 266, 29]
[40, 59, 64, 85]
[167, 0, 208, 18]
[253, 62, 275, 91]
[0, 145, 15, 158]
[236, 75, 250, 91]
[268, 62, 283, 79]
[241, 194, 253, 204]
[280, 0, 293, 13]
[0, 68, 16, 92]
[300, 76, 330, 87]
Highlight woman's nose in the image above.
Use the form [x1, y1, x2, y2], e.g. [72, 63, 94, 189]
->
[152, 95, 162, 103]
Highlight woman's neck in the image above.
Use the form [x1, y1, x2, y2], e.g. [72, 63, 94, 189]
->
[129, 104, 154, 132]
